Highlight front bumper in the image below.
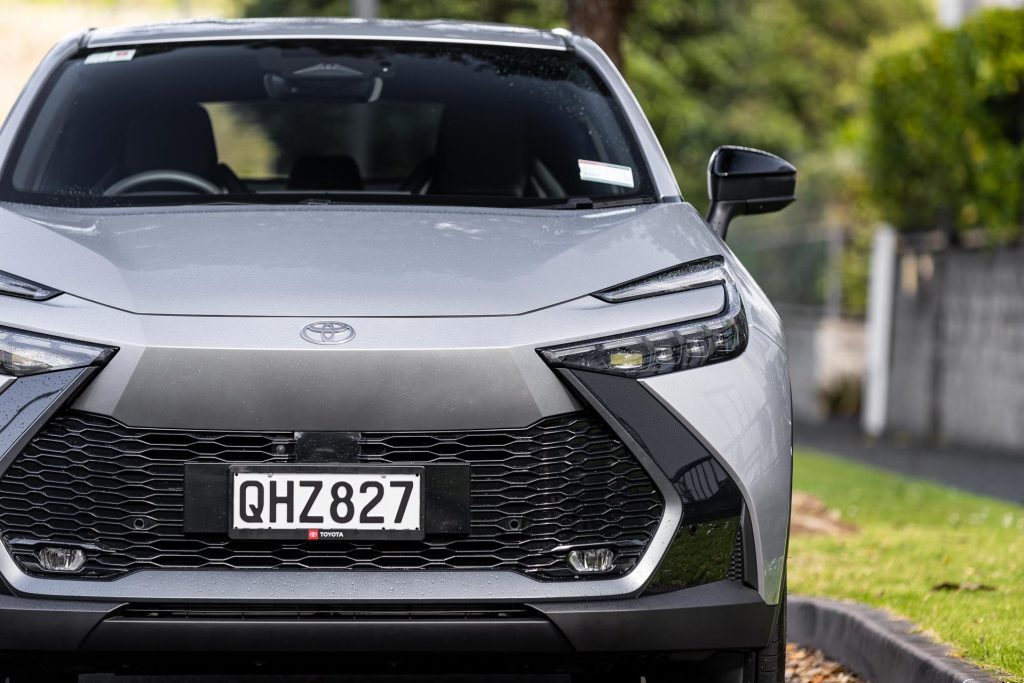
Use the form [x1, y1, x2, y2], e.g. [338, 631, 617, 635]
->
[0, 285, 790, 612]
[0, 580, 775, 655]
[0, 366, 742, 604]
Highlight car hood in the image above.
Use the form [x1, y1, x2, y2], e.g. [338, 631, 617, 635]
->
[2, 202, 721, 317]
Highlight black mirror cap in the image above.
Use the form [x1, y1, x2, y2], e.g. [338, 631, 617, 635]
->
[706, 146, 797, 238]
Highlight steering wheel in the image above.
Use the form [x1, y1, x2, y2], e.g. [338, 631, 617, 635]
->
[104, 170, 222, 196]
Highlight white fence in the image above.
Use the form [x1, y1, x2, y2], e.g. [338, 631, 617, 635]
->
[865, 232, 1024, 452]
[888, 246, 1024, 451]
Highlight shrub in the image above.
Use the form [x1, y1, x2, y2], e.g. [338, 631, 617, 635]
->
[866, 9, 1024, 241]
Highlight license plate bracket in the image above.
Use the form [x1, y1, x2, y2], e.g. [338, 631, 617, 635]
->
[227, 464, 426, 541]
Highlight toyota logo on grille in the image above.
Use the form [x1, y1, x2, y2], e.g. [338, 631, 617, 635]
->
[300, 321, 355, 345]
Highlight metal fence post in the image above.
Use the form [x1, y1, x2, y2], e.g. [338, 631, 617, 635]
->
[351, 0, 378, 18]
[862, 225, 897, 437]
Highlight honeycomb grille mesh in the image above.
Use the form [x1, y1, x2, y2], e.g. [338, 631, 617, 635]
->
[727, 524, 744, 583]
[0, 411, 663, 580]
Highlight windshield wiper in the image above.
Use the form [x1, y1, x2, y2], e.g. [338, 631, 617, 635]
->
[538, 196, 657, 210]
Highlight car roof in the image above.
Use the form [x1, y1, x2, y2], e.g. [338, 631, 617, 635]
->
[85, 17, 571, 51]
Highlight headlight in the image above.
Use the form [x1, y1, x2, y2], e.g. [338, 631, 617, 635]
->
[0, 271, 61, 301]
[538, 260, 747, 378]
[0, 327, 116, 377]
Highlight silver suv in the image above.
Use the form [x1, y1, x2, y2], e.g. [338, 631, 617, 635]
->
[0, 18, 795, 682]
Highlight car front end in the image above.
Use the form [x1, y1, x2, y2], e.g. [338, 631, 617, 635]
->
[0, 19, 792, 681]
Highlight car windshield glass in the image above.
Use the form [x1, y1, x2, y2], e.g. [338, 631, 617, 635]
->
[0, 40, 656, 209]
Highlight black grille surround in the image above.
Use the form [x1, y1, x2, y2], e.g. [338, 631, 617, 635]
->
[0, 411, 663, 581]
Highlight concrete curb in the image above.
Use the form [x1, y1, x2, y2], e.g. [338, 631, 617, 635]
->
[788, 596, 1005, 683]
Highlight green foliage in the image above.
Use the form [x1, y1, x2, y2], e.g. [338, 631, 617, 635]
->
[622, 0, 930, 214]
[242, 0, 346, 16]
[866, 9, 1024, 239]
[242, 0, 563, 25]
[377, 0, 563, 26]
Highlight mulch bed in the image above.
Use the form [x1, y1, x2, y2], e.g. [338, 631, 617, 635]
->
[786, 643, 866, 682]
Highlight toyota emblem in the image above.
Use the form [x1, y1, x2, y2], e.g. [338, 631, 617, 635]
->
[300, 321, 356, 345]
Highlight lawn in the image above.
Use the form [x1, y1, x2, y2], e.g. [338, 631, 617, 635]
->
[790, 450, 1024, 682]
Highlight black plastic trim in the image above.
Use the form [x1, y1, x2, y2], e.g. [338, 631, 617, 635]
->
[741, 505, 758, 588]
[0, 368, 95, 479]
[83, 616, 569, 653]
[567, 371, 743, 519]
[567, 370, 745, 592]
[0, 580, 773, 655]
[182, 464, 230, 534]
[536, 580, 773, 652]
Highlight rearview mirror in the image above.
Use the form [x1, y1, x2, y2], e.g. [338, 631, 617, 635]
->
[706, 146, 796, 239]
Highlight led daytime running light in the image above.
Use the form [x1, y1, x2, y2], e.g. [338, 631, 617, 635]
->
[0, 270, 61, 301]
[595, 257, 726, 304]
[0, 326, 116, 377]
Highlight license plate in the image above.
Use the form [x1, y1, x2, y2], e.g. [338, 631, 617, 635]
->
[228, 465, 424, 541]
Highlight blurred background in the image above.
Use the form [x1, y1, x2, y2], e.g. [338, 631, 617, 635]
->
[4, 0, 1023, 460]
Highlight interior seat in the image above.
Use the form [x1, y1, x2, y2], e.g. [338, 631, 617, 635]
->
[428, 107, 530, 197]
[121, 105, 221, 182]
[287, 156, 364, 192]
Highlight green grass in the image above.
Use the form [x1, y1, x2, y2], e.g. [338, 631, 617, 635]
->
[791, 450, 1024, 682]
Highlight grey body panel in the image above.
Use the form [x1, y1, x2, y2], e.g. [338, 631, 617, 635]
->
[0, 280, 726, 431]
[636, 238, 792, 605]
[0, 19, 791, 610]
[86, 17, 568, 51]
[642, 328, 792, 605]
[0, 203, 721, 317]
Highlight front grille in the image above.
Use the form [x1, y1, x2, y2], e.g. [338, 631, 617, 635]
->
[0, 411, 663, 581]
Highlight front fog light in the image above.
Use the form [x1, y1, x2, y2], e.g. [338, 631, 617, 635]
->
[0, 327, 116, 377]
[37, 547, 87, 573]
[567, 548, 616, 574]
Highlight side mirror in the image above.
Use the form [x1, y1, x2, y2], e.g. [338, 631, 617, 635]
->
[706, 146, 796, 239]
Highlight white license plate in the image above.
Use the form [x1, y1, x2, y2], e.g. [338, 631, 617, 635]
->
[228, 466, 423, 541]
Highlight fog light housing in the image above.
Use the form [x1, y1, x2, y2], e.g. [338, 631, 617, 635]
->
[37, 547, 86, 573]
[567, 547, 616, 574]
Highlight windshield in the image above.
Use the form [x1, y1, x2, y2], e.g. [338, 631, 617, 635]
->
[0, 40, 655, 209]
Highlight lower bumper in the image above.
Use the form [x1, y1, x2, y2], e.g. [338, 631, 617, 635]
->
[0, 581, 774, 656]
